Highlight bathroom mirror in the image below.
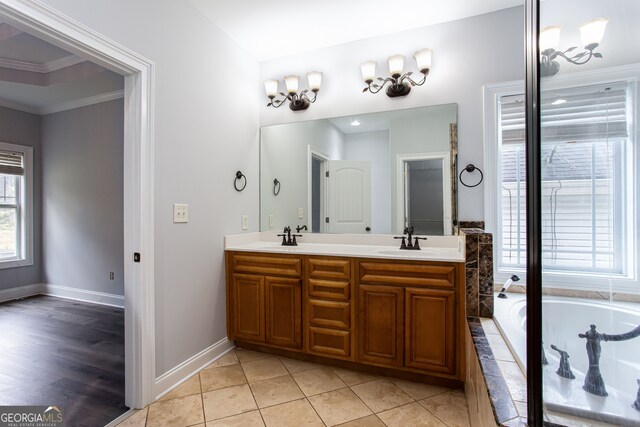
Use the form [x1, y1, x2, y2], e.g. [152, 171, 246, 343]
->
[260, 103, 458, 235]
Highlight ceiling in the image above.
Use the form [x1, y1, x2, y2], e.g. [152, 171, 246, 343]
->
[187, 0, 524, 61]
[0, 21, 123, 114]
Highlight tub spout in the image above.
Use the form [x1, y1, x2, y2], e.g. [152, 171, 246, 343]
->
[550, 344, 575, 379]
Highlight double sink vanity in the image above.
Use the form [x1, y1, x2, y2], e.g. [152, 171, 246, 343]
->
[225, 232, 467, 386]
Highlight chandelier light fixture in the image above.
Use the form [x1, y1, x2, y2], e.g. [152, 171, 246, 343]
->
[360, 48, 432, 98]
[539, 18, 608, 77]
[264, 72, 322, 111]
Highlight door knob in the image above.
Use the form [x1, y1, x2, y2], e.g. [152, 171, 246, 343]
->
[365, 227, 371, 232]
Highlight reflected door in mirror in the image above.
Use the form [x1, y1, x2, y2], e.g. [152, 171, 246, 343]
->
[328, 161, 372, 233]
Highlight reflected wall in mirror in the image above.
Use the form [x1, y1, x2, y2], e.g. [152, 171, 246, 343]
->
[260, 104, 458, 235]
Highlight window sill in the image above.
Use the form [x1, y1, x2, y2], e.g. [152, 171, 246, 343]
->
[0, 258, 33, 270]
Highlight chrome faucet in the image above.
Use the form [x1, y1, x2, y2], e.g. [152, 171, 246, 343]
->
[394, 226, 427, 250]
[278, 226, 302, 246]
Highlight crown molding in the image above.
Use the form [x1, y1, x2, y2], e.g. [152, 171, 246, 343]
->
[0, 89, 124, 115]
[0, 54, 84, 73]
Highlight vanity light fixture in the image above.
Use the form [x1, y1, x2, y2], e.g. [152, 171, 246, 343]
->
[360, 48, 432, 98]
[264, 72, 322, 111]
[540, 18, 608, 77]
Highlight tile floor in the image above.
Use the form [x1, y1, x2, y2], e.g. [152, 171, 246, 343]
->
[117, 348, 471, 427]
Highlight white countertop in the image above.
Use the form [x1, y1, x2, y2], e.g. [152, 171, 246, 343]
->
[224, 232, 465, 263]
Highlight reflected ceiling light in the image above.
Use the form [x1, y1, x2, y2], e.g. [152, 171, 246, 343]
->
[264, 71, 322, 111]
[360, 48, 432, 98]
[551, 98, 567, 105]
[350, 119, 361, 126]
[540, 18, 608, 77]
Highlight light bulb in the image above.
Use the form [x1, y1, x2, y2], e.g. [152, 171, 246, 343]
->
[539, 26, 561, 52]
[360, 61, 376, 83]
[351, 119, 360, 126]
[388, 54, 405, 77]
[580, 18, 608, 49]
[284, 75, 299, 94]
[264, 79, 279, 98]
[307, 71, 322, 91]
[414, 48, 432, 73]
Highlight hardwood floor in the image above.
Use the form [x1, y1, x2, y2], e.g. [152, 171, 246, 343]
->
[0, 295, 127, 426]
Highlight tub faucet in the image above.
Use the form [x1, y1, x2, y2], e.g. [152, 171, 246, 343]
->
[497, 275, 520, 298]
[550, 345, 575, 379]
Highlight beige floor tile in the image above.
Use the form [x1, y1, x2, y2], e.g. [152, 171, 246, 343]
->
[116, 407, 148, 427]
[260, 398, 324, 427]
[200, 364, 247, 392]
[159, 374, 201, 401]
[241, 357, 289, 383]
[203, 384, 258, 421]
[419, 391, 470, 427]
[146, 394, 204, 427]
[497, 361, 527, 402]
[486, 334, 516, 362]
[206, 410, 265, 426]
[350, 379, 413, 413]
[279, 357, 322, 374]
[292, 367, 346, 396]
[378, 402, 446, 427]
[205, 350, 239, 369]
[390, 379, 450, 400]
[308, 387, 372, 426]
[335, 415, 385, 427]
[249, 375, 304, 408]
[330, 367, 380, 386]
[235, 349, 274, 363]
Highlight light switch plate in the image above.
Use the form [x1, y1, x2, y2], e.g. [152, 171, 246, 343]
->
[269, 214, 274, 228]
[242, 215, 249, 230]
[298, 208, 304, 219]
[173, 203, 188, 223]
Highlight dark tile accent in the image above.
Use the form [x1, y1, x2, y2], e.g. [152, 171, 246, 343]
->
[479, 233, 493, 244]
[465, 234, 479, 268]
[459, 220, 485, 230]
[479, 244, 494, 296]
[480, 295, 494, 318]
[465, 268, 479, 317]
[468, 318, 519, 425]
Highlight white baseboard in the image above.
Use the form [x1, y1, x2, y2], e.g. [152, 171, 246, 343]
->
[154, 338, 234, 401]
[40, 283, 125, 308]
[0, 283, 42, 303]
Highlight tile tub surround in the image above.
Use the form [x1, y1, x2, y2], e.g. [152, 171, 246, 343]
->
[461, 229, 494, 317]
[116, 348, 472, 427]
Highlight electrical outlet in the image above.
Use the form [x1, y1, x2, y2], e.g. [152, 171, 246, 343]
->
[242, 215, 249, 230]
[298, 208, 304, 219]
[269, 214, 274, 228]
[173, 203, 188, 223]
[109, 272, 115, 280]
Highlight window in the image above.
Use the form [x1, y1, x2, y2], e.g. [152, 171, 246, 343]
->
[497, 82, 631, 276]
[0, 142, 33, 269]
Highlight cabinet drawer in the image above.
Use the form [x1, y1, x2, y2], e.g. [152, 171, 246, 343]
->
[307, 258, 351, 281]
[308, 326, 351, 358]
[308, 299, 350, 329]
[358, 261, 455, 288]
[231, 254, 301, 277]
[308, 279, 350, 301]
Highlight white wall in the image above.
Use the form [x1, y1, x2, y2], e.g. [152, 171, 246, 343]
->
[41, 100, 124, 296]
[260, 7, 525, 221]
[37, 0, 261, 376]
[261, 120, 344, 230]
[344, 131, 391, 233]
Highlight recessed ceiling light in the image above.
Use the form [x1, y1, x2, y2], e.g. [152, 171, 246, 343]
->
[351, 119, 361, 126]
[552, 98, 567, 105]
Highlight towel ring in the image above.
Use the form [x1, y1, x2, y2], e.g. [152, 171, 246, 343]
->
[273, 179, 281, 196]
[234, 171, 247, 192]
[459, 164, 484, 188]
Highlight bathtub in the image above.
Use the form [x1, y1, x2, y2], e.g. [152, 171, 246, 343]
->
[494, 293, 640, 426]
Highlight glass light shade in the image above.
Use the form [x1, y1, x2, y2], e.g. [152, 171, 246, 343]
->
[264, 79, 279, 98]
[284, 75, 299, 94]
[539, 26, 561, 52]
[307, 71, 322, 91]
[579, 18, 608, 48]
[360, 61, 377, 82]
[388, 54, 405, 76]
[414, 48, 432, 72]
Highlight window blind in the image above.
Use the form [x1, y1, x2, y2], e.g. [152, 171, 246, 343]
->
[0, 150, 24, 176]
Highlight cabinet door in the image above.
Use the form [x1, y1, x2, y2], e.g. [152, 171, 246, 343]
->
[405, 287, 456, 373]
[357, 284, 404, 367]
[232, 274, 265, 343]
[265, 276, 302, 349]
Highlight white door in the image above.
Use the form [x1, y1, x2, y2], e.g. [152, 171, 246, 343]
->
[328, 161, 372, 233]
